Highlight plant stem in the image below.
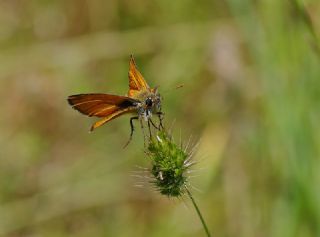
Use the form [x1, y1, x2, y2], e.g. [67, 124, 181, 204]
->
[185, 187, 211, 237]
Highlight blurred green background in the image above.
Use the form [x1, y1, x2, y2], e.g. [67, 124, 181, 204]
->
[1, 0, 320, 236]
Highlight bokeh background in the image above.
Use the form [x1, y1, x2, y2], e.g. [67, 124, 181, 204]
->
[1, 0, 320, 236]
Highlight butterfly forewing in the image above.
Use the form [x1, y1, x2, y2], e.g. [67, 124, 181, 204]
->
[128, 55, 150, 97]
[68, 93, 137, 118]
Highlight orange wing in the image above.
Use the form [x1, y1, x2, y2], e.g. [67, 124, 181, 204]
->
[128, 55, 149, 97]
[89, 107, 133, 131]
[67, 94, 138, 131]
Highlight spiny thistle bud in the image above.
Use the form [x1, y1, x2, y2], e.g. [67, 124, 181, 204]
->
[145, 129, 211, 236]
[146, 131, 193, 197]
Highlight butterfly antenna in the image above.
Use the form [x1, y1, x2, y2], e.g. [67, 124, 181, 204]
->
[161, 84, 184, 95]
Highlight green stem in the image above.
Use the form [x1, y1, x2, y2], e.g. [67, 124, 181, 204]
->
[186, 187, 211, 237]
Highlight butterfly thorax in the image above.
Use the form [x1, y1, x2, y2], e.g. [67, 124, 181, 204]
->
[131, 88, 161, 121]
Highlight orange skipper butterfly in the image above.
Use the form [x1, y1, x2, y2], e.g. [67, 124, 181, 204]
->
[67, 55, 163, 146]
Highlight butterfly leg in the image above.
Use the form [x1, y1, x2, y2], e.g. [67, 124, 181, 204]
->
[147, 119, 152, 139]
[139, 118, 147, 147]
[149, 118, 159, 130]
[123, 116, 139, 148]
[156, 111, 164, 130]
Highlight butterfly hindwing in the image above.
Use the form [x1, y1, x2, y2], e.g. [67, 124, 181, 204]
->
[90, 107, 133, 131]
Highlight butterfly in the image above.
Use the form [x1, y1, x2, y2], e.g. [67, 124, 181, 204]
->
[67, 55, 163, 147]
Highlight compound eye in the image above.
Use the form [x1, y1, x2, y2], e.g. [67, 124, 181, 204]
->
[146, 98, 153, 107]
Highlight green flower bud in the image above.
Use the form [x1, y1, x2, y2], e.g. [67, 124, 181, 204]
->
[147, 131, 192, 197]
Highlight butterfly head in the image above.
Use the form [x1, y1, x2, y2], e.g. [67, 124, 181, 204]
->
[145, 91, 161, 110]
[137, 88, 161, 120]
